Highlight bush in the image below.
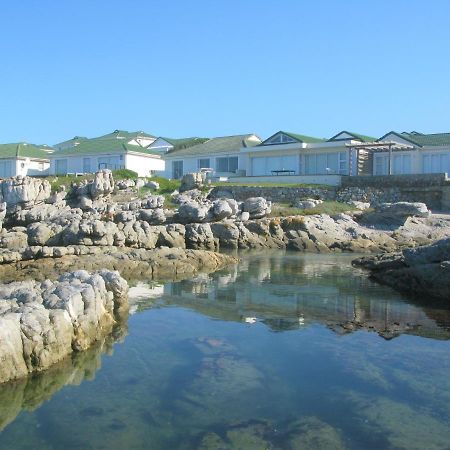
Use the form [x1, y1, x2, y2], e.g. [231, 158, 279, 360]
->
[146, 176, 181, 194]
[112, 169, 138, 179]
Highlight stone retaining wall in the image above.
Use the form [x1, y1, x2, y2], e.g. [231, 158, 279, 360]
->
[210, 182, 446, 210]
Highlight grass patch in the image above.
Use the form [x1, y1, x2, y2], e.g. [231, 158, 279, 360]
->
[270, 201, 357, 217]
[48, 174, 94, 193]
[112, 169, 138, 179]
[146, 176, 181, 194]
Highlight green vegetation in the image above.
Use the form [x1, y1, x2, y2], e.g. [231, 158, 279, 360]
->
[146, 176, 181, 193]
[112, 169, 138, 179]
[270, 201, 357, 217]
[48, 174, 94, 193]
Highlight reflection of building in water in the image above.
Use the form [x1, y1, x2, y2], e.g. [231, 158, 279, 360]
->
[159, 253, 450, 340]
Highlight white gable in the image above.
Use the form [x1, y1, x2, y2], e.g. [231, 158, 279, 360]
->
[382, 133, 417, 146]
[149, 138, 174, 152]
[263, 132, 298, 145]
[330, 132, 356, 141]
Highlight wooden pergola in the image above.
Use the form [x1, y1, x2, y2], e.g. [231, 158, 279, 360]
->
[345, 140, 414, 176]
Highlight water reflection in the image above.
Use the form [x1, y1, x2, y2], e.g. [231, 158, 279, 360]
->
[1, 252, 450, 449]
[0, 319, 128, 433]
[131, 252, 450, 340]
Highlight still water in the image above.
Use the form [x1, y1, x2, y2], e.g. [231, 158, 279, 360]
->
[1, 252, 450, 450]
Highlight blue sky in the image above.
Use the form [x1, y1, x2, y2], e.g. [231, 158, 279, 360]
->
[1, 0, 450, 145]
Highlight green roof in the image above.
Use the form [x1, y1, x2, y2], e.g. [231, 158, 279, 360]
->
[0, 143, 51, 160]
[398, 132, 450, 147]
[166, 134, 261, 157]
[54, 136, 88, 147]
[328, 131, 376, 142]
[159, 137, 209, 150]
[50, 139, 161, 157]
[93, 129, 155, 141]
[260, 131, 326, 145]
[281, 131, 326, 143]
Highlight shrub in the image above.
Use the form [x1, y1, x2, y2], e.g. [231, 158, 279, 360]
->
[112, 169, 138, 179]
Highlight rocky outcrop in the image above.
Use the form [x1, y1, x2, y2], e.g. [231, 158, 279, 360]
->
[0, 270, 128, 384]
[179, 172, 206, 192]
[352, 238, 450, 300]
[0, 247, 238, 283]
[360, 202, 430, 227]
[0, 176, 51, 211]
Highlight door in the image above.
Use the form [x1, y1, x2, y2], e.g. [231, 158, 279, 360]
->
[83, 158, 91, 173]
[55, 159, 68, 175]
[251, 157, 266, 176]
[172, 160, 183, 179]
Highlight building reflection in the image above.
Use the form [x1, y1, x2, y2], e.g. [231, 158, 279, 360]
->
[130, 252, 450, 340]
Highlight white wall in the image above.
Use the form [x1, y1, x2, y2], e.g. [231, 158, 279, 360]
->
[50, 152, 164, 177]
[17, 159, 50, 176]
[373, 148, 450, 175]
[125, 153, 165, 177]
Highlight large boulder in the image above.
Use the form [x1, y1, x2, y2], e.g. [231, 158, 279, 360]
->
[212, 199, 234, 221]
[0, 270, 128, 383]
[360, 202, 430, 227]
[89, 170, 114, 199]
[178, 202, 210, 223]
[0, 176, 51, 210]
[139, 208, 166, 225]
[242, 197, 272, 219]
[179, 172, 206, 192]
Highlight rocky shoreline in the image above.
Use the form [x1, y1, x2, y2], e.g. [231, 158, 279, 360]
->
[0, 170, 449, 384]
[352, 238, 450, 301]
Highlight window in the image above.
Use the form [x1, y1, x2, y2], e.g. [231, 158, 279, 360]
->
[98, 156, 123, 170]
[304, 152, 345, 175]
[392, 154, 412, 174]
[83, 157, 91, 173]
[197, 158, 210, 170]
[55, 159, 68, 175]
[423, 153, 449, 174]
[0, 160, 13, 177]
[265, 133, 297, 145]
[172, 160, 183, 179]
[216, 156, 238, 173]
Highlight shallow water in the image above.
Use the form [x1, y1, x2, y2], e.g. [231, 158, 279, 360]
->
[1, 252, 450, 450]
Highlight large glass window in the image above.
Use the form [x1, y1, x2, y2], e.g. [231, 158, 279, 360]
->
[98, 156, 123, 170]
[423, 153, 449, 174]
[216, 156, 238, 173]
[304, 152, 344, 175]
[197, 158, 210, 170]
[0, 160, 13, 177]
[172, 160, 183, 179]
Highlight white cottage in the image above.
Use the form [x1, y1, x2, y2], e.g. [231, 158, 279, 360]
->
[373, 131, 450, 175]
[49, 139, 164, 177]
[0, 143, 50, 177]
[242, 130, 376, 178]
[162, 134, 261, 178]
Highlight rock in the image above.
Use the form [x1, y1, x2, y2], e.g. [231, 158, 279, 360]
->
[145, 181, 160, 190]
[238, 211, 250, 222]
[348, 200, 371, 210]
[0, 269, 128, 383]
[295, 200, 318, 209]
[139, 208, 166, 225]
[27, 223, 60, 246]
[361, 202, 430, 227]
[47, 187, 67, 206]
[352, 238, 450, 301]
[185, 223, 218, 250]
[0, 203, 6, 230]
[212, 199, 233, 221]
[116, 179, 135, 190]
[0, 176, 51, 210]
[140, 195, 164, 209]
[242, 197, 272, 219]
[78, 195, 93, 210]
[134, 179, 145, 190]
[89, 170, 114, 199]
[179, 172, 206, 192]
[178, 202, 210, 223]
